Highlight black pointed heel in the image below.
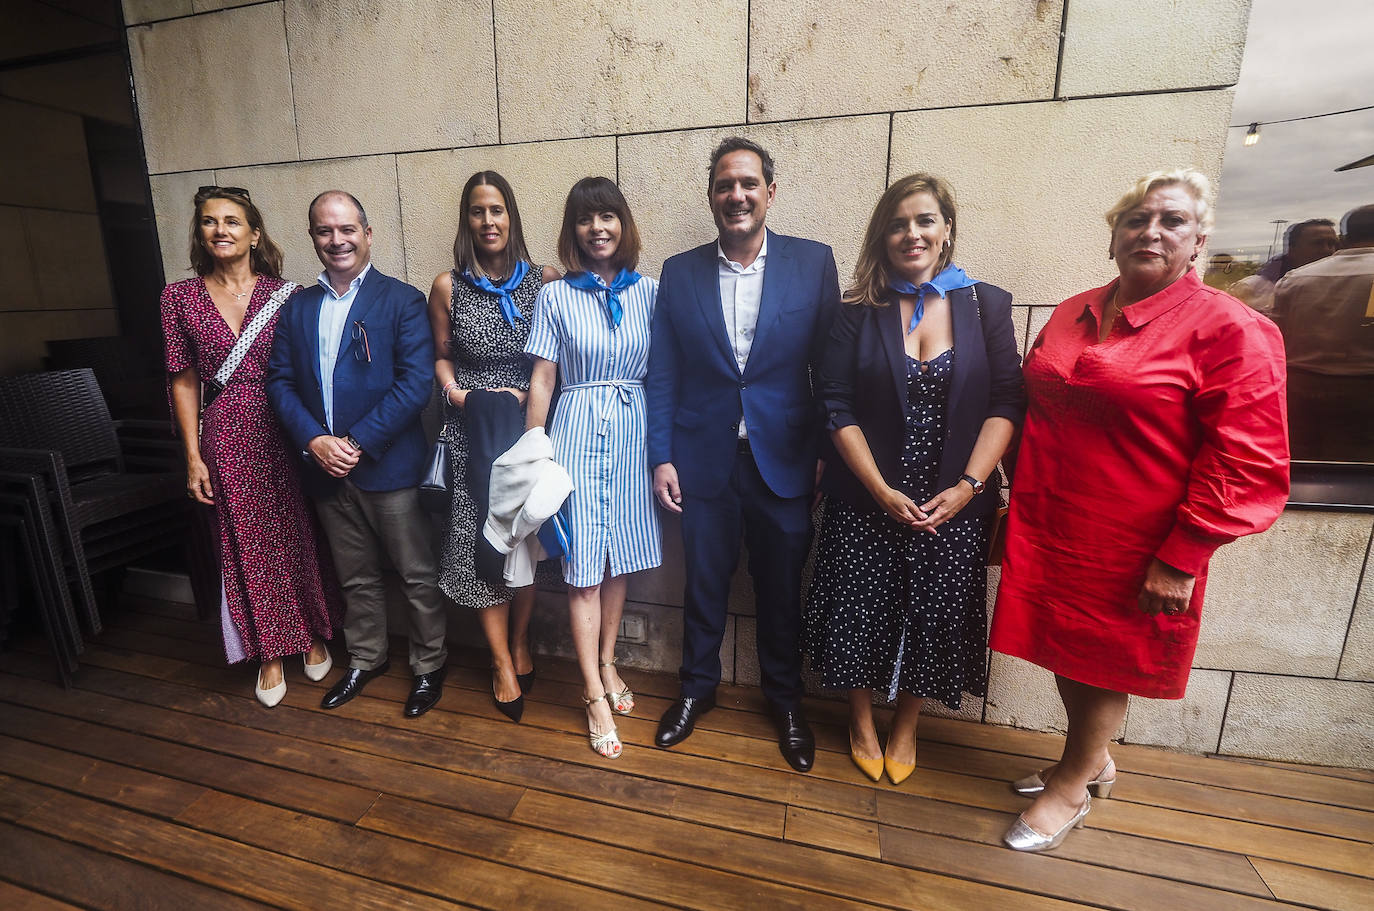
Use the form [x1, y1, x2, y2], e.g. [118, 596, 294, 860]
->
[495, 693, 524, 723]
[516, 668, 536, 695]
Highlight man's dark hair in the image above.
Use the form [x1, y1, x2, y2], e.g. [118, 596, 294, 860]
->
[308, 190, 369, 229]
[1284, 218, 1335, 252]
[1341, 205, 1374, 246]
[707, 136, 775, 191]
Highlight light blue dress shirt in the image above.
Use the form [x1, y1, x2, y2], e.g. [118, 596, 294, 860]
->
[317, 263, 371, 432]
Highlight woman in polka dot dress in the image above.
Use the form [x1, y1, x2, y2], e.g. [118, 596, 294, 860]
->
[806, 174, 1024, 784]
[162, 186, 342, 708]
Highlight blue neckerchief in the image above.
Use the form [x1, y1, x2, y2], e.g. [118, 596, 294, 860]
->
[889, 264, 978, 333]
[459, 260, 531, 328]
[564, 268, 642, 328]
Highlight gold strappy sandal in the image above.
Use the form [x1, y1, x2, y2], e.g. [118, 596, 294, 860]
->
[584, 692, 623, 759]
[600, 657, 634, 715]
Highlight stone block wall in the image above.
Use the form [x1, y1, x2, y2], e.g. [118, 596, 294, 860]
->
[125, 0, 1372, 767]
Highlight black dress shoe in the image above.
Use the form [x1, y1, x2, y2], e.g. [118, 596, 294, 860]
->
[320, 660, 390, 710]
[655, 694, 716, 748]
[515, 668, 535, 695]
[770, 704, 815, 772]
[404, 666, 447, 718]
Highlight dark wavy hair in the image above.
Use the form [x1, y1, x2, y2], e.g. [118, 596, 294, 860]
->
[845, 173, 957, 308]
[556, 177, 642, 275]
[452, 171, 531, 279]
[188, 186, 283, 278]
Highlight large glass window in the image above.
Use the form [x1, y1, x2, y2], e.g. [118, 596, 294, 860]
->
[1207, 0, 1374, 475]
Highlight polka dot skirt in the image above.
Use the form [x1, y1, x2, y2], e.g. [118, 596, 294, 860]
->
[805, 349, 989, 709]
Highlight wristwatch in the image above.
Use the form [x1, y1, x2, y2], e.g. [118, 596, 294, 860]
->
[959, 474, 986, 494]
[345, 434, 363, 453]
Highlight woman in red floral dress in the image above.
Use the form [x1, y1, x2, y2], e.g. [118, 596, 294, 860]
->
[161, 186, 342, 707]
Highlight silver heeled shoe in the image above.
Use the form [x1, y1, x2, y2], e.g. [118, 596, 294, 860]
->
[1003, 794, 1091, 852]
[1012, 758, 1116, 798]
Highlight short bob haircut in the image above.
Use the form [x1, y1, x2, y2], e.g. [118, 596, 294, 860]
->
[188, 186, 284, 279]
[843, 173, 957, 308]
[452, 171, 532, 280]
[556, 176, 642, 275]
[1105, 168, 1216, 237]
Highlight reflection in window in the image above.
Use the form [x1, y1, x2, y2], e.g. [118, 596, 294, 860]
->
[1206, 0, 1374, 464]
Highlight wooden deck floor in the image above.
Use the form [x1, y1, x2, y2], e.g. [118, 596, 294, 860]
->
[0, 598, 1370, 911]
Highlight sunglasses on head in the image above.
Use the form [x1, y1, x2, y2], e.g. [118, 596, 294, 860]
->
[196, 185, 251, 201]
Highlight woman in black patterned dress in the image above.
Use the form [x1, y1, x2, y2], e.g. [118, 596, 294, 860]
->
[427, 171, 559, 721]
[805, 174, 1024, 784]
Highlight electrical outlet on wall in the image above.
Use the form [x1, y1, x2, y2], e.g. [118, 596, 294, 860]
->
[618, 613, 648, 645]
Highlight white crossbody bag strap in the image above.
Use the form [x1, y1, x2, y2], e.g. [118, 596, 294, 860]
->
[212, 281, 299, 388]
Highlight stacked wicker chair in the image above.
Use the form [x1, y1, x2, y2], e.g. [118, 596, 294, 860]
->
[0, 368, 191, 682]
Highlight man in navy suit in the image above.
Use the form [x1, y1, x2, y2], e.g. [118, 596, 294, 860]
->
[646, 138, 841, 771]
[267, 190, 447, 718]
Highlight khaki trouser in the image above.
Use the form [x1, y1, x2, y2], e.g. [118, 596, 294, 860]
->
[314, 480, 447, 675]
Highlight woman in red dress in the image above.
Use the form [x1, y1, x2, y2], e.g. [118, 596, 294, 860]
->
[162, 186, 342, 707]
[989, 169, 1289, 851]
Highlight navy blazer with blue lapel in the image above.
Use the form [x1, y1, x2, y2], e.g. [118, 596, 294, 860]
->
[266, 266, 434, 497]
[817, 281, 1025, 518]
[646, 229, 842, 500]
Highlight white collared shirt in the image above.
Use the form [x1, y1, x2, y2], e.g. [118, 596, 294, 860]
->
[717, 235, 767, 438]
[317, 263, 372, 432]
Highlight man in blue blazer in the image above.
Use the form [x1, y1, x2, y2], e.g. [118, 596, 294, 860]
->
[267, 190, 447, 718]
[646, 138, 841, 771]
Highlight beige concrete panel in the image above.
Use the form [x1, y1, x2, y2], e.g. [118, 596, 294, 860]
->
[1220, 674, 1374, 769]
[0, 209, 40, 311]
[1338, 539, 1374, 681]
[215, 155, 405, 286]
[0, 53, 135, 125]
[285, 0, 498, 159]
[1196, 511, 1370, 676]
[395, 138, 616, 288]
[984, 652, 1128, 739]
[734, 615, 756, 687]
[890, 91, 1234, 309]
[0, 309, 119, 375]
[127, 4, 297, 173]
[194, 1, 262, 11]
[0, 100, 95, 212]
[149, 170, 214, 284]
[1058, 0, 1250, 98]
[525, 592, 725, 685]
[494, 0, 746, 143]
[984, 652, 1067, 733]
[747, 0, 1060, 123]
[1025, 305, 1055, 349]
[123, 0, 193, 24]
[22, 209, 115, 312]
[618, 115, 889, 279]
[1124, 669, 1230, 754]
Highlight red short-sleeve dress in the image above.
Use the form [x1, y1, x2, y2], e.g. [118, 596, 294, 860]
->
[161, 276, 343, 663]
[988, 270, 1289, 698]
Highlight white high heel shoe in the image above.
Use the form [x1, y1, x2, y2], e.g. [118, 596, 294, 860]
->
[255, 666, 287, 707]
[304, 646, 333, 682]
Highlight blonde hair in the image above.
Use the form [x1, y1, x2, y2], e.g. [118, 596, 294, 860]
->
[844, 173, 957, 308]
[1105, 168, 1215, 235]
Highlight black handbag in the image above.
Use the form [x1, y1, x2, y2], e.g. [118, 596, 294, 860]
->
[418, 437, 451, 513]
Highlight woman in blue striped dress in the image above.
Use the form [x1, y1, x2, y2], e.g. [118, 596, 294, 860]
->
[526, 177, 662, 759]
